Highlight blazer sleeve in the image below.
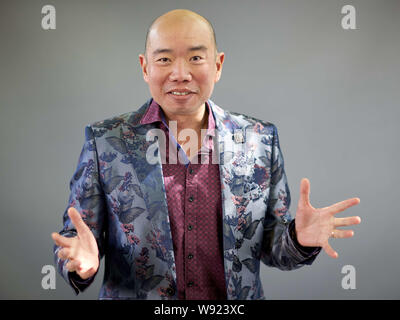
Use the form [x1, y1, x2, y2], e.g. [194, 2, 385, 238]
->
[260, 124, 321, 270]
[53, 125, 107, 295]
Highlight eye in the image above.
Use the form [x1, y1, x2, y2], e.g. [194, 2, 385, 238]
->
[157, 57, 170, 63]
[191, 56, 203, 62]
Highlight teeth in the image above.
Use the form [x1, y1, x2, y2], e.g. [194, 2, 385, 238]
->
[171, 91, 190, 96]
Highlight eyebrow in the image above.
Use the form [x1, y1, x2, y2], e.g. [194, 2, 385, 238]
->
[152, 45, 208, 56]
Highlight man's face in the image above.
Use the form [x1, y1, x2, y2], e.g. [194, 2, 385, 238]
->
[139, 18, 224, 118]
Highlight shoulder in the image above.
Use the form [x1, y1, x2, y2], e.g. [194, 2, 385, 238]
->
[84, 100, 151, 140]
[211, 100, 278, 136]
[230, 110, 277, 132]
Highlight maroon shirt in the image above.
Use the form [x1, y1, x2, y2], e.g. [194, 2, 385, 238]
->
[140, 99, 226, 300]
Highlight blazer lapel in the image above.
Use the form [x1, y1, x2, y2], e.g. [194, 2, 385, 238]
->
[125, 100, 177, 283]
[209, 99, 258, 299]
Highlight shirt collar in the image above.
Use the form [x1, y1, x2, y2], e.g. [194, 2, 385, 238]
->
[140, 98, 216, 137]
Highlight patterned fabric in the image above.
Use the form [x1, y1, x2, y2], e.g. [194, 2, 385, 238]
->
[140, 100, 226, 299]
[54, 98, 321, 300]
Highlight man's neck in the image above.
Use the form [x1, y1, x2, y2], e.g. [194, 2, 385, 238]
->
[163, 103, 209, 159]
[163, 103, 208, 137]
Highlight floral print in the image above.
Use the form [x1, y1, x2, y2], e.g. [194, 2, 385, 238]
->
[54, 98, 320, 300]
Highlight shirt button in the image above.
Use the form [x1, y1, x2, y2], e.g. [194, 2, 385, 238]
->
[166, 288, 175, 296]
[187, 253, 194, 259]
[188, 196, 194, 202]
[187, 225, 193, 231]
[187, 281, 194, 287]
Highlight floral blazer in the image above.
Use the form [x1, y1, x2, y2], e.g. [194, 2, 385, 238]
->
[54, 98, 320, 300]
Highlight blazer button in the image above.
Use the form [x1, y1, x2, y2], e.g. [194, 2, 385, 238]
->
[187, 224, 193, 231]
[187, 281, 194, 287]
[188, 196, 194, 202]
[187, 253, 194, 259]
[166, 288, 175, 296]
[189, 168, 194, 174]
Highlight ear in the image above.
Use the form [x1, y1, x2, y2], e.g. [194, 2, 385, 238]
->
[214, 52, 225, 83]
[139, 54, 149, 83]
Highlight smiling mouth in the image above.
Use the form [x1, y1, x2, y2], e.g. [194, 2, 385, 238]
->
[169, 91, 193, 96]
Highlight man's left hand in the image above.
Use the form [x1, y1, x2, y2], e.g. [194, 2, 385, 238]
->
[294, 178, 361, 258]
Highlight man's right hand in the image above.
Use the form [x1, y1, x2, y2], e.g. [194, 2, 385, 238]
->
[51, 207, 99, 280]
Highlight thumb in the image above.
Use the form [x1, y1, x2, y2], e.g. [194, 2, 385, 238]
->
[68, 207, 90, 236]
[299, 178, 311, 207]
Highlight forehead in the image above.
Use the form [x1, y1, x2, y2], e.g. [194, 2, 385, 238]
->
[147, 18, 214, 52]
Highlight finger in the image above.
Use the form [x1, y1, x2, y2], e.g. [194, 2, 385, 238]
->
[68, 207, 90, 236]
[332, 229, 355, 239]
[51, 232, 73, 248]
[299, 178, 311, 207]
[66, 259, 81, 273]
[323, 242, 338, 259]
[326, 198, 360, 215]
[57, 247, 72, 261]
[334, 216, 361, 227]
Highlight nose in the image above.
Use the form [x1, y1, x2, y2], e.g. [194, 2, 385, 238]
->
[169, 59, 192, 82]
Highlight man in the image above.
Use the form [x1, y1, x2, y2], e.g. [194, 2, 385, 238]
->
[52, 9, 361, 300]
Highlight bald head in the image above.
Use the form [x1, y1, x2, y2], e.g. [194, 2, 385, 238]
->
[144, 9, 218, 59]
[138, 9, 225, 122]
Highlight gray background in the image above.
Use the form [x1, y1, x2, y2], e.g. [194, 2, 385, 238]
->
[0, 0, 399, 299]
